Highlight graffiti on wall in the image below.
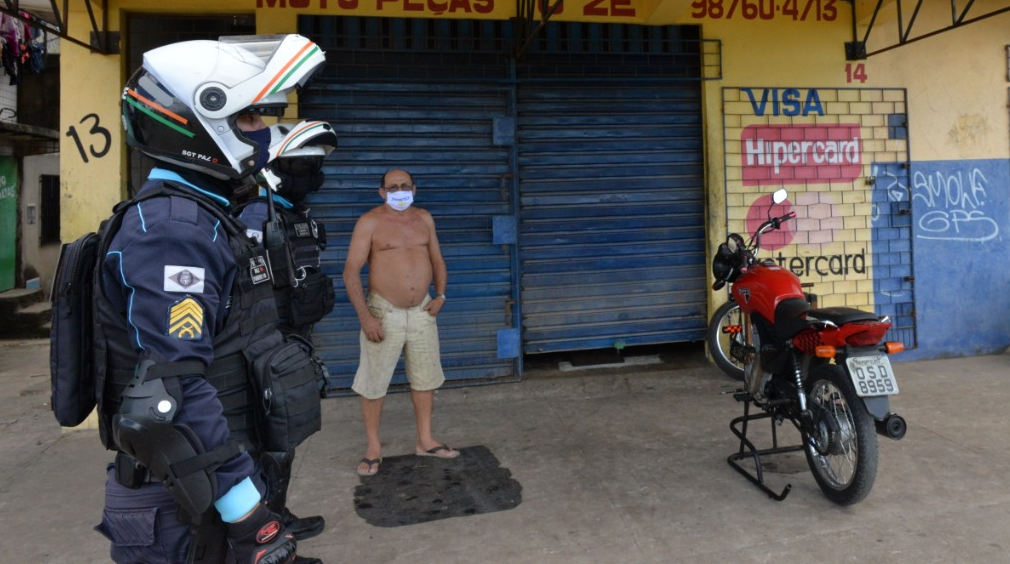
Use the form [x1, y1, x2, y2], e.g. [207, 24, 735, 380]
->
[65, 113, 112, 164]
[872, 160, 1001, 243]
[912, 165, 999, 242]
[902, 159, 1010, 357]
[869, 162, 907, 224]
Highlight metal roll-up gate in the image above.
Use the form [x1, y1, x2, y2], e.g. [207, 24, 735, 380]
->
[515, 26, 708, 354]
[299, 17, 710, 389]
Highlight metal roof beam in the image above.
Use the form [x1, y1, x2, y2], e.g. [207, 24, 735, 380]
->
[847, 0, 1010, 60]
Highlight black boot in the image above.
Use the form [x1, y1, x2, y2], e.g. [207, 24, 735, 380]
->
[282, 507, 326, 541]
[293, 557, 323, 564]
[225, 504, 296, 564]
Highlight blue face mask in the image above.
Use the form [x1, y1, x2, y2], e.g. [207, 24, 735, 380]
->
[242, 128, 272, 174]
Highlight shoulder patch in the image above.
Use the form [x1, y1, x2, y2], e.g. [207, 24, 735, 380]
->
[165, 265, 205, 293]
[249, 256, 271, 285]
[167, 296, 204, 341]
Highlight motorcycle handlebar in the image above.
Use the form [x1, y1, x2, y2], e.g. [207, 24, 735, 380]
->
[771, 211, 796, 228]
[716, 210, 794, 285]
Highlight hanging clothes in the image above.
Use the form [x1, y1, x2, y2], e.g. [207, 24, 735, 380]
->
[0, 12, 23, 84]
[22, 13, 45, 74]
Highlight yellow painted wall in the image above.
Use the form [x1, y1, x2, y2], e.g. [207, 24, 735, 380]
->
[874, 22, 1009, 161]
[60, 5, 124, 241]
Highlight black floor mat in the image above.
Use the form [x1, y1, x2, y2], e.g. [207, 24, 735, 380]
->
[353, 445, 522, 527]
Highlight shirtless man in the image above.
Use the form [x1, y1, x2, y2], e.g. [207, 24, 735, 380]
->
[343, 168, 460, 477]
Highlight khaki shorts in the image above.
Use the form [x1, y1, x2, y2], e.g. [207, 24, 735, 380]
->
[351, 292, 445, 399]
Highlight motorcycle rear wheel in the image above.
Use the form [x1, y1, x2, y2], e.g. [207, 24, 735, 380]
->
[706, 300, 745, 381]
[803, 364, 879, 505]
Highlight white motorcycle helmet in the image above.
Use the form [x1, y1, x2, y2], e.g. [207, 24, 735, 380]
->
[261, 120, 337, 201]
[122, 34, 326, 180]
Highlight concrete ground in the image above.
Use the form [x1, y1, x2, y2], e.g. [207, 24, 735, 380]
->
[3, 338, 1009, 564]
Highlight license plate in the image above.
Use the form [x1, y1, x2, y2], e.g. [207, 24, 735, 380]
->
[845, 355, 899, 397]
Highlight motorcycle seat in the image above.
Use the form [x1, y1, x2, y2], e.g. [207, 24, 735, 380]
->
[805, 307, 880, 326]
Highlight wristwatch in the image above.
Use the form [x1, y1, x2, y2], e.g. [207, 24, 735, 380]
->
[435, 293, 446, 300]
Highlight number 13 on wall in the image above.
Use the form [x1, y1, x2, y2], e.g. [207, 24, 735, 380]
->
[846, 63, 868, 84]
[65, 113, 112, 164]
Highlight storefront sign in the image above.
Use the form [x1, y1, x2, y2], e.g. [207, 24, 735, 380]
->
[256, 0, 640, 17]
[741, 124, 862, 186]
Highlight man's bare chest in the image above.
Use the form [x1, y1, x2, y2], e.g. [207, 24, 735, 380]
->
[374, 221, 429, 252]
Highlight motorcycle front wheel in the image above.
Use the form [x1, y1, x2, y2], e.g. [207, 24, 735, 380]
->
[706, 300, 745, 381]
[803, 364, 879, 505]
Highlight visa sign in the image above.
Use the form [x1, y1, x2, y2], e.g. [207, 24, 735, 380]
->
[741, 124, 863, 186]
[742, 88, 824, 117]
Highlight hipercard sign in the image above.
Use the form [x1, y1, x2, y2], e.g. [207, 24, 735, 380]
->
[741, 124, 862, 186]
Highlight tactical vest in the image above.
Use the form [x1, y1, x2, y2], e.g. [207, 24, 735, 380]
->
[94, 181, 284, 455]
[278, 202, 326, 273]
[273, 203, 333, 337]
[236, 197, 335, 339]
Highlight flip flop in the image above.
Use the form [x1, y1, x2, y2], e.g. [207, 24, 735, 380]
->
[415, 444, 460, 459]
[356, 457, 381, 476]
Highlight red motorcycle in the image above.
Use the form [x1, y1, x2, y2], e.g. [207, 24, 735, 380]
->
[711, 189, 907, 505]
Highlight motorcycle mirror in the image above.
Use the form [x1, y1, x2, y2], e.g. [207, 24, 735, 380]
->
[772, 188, 788, 205]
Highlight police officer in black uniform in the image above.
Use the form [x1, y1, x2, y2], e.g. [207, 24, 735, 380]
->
[237, 120, 337, 542]
[93, 35, 327, 564]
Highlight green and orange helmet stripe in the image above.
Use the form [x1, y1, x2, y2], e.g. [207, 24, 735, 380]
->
[123, 88, 196, 138]
[251, 41, 322, 105]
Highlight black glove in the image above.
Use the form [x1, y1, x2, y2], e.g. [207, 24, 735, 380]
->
[226, 503, 297, 564]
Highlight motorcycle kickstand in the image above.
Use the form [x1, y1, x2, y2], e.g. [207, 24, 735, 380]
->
[727, 395, 805, 501]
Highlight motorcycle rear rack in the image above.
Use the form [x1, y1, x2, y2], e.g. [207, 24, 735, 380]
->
[727, 394, 805, 501]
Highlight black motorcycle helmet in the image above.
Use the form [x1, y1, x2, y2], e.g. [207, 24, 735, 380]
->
[121, 35, 326, 181]
[711, 234, 746, 290]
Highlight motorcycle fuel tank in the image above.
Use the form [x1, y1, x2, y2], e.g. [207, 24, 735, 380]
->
[730, 264, 805, 323]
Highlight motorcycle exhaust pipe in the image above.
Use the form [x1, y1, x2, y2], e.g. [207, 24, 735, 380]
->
[876, 413, 907, 440]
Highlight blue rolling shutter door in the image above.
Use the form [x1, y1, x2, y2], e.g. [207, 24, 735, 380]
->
[299, 18, 518, 389]
[517, 33, 707, 353]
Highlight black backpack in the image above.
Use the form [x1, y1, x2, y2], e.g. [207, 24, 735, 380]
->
[49, 229, 102, 426]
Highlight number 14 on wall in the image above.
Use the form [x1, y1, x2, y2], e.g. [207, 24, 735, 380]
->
[846, 63, 868, 84]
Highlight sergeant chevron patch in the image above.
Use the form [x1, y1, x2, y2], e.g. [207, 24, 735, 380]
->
[167, 296, 204, 341]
